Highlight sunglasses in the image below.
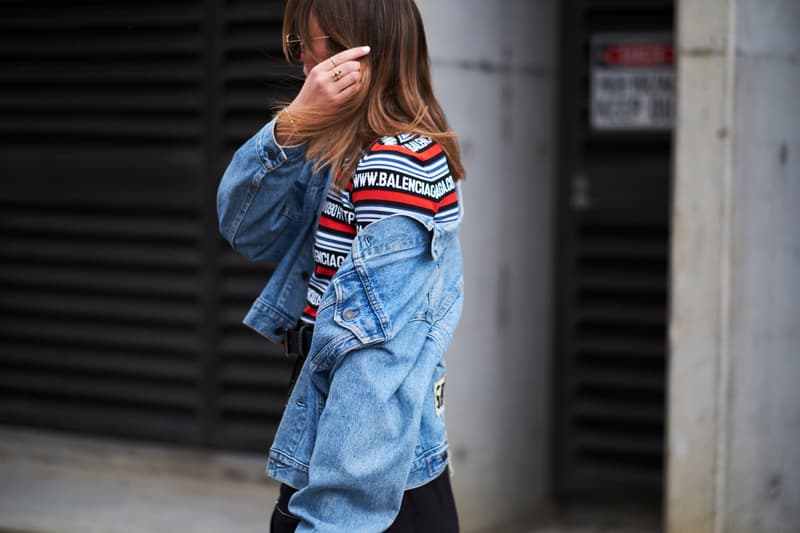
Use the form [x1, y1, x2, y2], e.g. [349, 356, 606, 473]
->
[285, 33, 331, 62]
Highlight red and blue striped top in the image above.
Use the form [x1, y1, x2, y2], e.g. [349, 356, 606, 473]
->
[301, 134, 459, 324]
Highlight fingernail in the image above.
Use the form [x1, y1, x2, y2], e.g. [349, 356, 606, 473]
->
[362, 46, 371, 53]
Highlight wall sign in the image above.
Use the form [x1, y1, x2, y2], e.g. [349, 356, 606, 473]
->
[591, 33, 675, 130]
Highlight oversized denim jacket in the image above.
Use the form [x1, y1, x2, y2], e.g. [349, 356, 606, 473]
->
[217, 118, 464, 532]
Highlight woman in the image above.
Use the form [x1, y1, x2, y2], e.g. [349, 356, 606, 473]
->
[217, 0, 465, 531]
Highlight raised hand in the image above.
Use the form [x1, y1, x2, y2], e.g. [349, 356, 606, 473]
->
[276, 46, 371, 145]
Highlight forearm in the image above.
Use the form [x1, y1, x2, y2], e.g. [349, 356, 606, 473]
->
[289, 342, 429, 532]
[274, 107, 298, 147]
[217, 117, 310, 261]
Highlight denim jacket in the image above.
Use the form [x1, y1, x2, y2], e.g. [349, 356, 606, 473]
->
[217, 118, 464, 532]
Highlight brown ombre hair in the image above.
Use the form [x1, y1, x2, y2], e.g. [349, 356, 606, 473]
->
[281, 0, 465, 186]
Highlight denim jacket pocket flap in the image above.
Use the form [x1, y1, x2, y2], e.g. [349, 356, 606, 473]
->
[332, 270, 387, 345]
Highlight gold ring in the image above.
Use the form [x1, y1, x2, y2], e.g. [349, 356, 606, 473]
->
[332, 69, 343, 81]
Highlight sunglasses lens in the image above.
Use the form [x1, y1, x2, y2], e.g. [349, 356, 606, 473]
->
[286, 34, 302, 61]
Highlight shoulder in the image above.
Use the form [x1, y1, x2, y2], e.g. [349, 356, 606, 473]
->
[351, 135, 452, 189]
[349, 135, 459, 223]
[368, 134, 444, 161]
[351, 135, 454, 195]
[358, 134, 447, 171]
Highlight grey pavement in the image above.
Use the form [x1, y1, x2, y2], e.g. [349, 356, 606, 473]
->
[0, 426, 660, 533]
[0, 426, 276, 533]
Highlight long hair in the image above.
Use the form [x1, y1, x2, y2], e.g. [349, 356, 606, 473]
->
[281, 0, 465, 187]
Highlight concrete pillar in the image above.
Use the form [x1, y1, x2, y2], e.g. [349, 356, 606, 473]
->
[415, 1, 558, 531]
[668, 1, 800, 532]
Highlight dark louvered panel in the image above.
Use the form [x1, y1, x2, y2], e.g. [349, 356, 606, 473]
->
[215, 248, 292, 451]
[568, 219, 668, 488]
[1, 0, 304, 451]
[222, 0, 303, 151]
[554, 0, 672, 497]
[0, 200, 203, 443]
[213, 0, 302, 451]
[0, 0, 205, 148]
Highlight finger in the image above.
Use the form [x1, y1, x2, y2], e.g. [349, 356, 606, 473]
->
[332, 78, 361, 103]
[333, 60, 362, 74]
[334, 71, 361, 91]
[332, 79, 362, 101]
[310, 59, 359, 83]
[328, 64, 360, 84]
[328, 46, 370, 67]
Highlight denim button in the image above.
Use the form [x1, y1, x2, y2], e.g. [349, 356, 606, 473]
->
[343, 309, 357, 320]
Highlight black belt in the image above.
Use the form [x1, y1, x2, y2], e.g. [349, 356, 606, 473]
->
[283, 323, 314, 358]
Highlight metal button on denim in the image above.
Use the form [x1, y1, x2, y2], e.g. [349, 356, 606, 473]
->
[343, 309, 357, 320]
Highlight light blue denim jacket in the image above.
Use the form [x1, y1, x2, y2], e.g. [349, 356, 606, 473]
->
[217, 118, 464, 532]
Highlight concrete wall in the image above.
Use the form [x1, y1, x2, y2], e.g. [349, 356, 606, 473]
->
[668, 1, 800, 532]
[415, 1, 559, 531]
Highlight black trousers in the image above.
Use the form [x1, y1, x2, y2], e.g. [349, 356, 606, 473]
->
[269, 466, 459, 532]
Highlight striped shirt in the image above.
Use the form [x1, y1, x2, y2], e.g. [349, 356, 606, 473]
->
[301, 134, 459, 324]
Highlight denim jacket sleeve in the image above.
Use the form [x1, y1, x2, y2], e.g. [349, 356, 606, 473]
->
[288, 215, 448, 532]
[216, 117, 316, 263]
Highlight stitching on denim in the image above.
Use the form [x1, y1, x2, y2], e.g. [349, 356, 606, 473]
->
[256, 123, 289, 173]
[431, 275, 464, 326]
[357, 264, 390, 338]
[411, 441, 449, 472]
[227, 163, 266, 243]
[332, 270, 385, 344]
[309, 332, 355, 370]
[270, 448, 310, 471]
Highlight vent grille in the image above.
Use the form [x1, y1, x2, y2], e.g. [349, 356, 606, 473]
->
[1, 0, 302, 452]
[0, 200, 203, 443]
[568, 220, 667, 488]
[0, 0, 205, 148]
[214, 0, 303, 451]
[217, 250, 288, 450]
[554, 0, 673, 496]
[222, 0, 303, 151]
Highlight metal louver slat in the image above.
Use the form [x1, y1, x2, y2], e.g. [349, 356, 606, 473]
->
[1, 117, 201, 141]
[221, 363, 293, 389]
[577, 307, 665, 324]
[0, 401, 199, 443]
[0, 318, 197, 354]
[2, 239, 200, 267]
[1, 344, 196, 380]
[219, 329, 280, 354]
[0, 292, 198, 326]
[574, 402, 663, 423]
[0, 370, 199, 409]
[0, 266, 197, 298]
[574, 338, 664, 358]
[0, 211, 200, 240]
[1, 92, 201, 113]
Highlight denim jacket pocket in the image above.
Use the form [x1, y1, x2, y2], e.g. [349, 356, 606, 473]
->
[331, 269, 387, 345]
